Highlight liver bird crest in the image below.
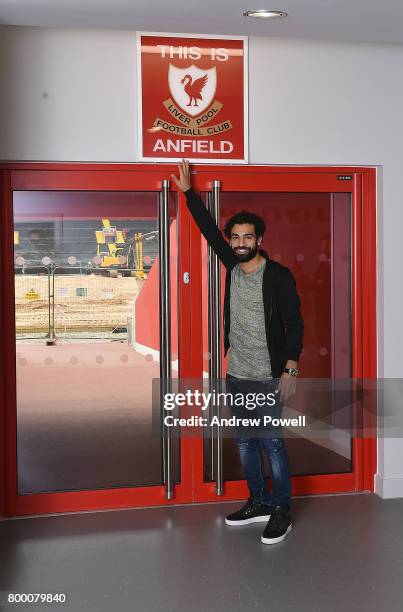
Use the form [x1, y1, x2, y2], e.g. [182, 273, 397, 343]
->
[180, 73, 208, 107]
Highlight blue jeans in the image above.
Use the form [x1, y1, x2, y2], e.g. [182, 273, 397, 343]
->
[226, 374, 292, 509]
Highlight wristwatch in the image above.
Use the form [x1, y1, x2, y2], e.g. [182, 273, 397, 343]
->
[284, 367, 298, 377]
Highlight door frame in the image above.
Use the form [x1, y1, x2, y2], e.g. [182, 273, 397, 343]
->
[0, 163, 377, 517]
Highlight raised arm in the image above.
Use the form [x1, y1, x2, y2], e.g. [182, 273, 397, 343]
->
[171, 160, 238, 270]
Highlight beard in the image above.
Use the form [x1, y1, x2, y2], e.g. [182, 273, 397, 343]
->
[233, 245, 259, 262]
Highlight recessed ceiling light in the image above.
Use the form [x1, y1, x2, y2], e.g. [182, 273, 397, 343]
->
[243, 9, 288, 18]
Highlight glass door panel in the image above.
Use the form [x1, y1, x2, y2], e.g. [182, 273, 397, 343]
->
[13, 190, 179, 494]
[201, 191, 352, 485]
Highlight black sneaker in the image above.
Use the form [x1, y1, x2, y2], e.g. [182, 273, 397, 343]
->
[225, 498, 273, 526]
[261, 505, 292, 544]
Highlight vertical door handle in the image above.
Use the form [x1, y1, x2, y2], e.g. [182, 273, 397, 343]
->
[159, 180, 173, 500]
[208, 180, 223, 496]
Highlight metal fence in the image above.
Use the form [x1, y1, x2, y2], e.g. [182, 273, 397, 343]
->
[15, 265, 143, 342]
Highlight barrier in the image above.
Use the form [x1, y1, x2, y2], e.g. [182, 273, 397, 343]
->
[14, 264, 143, 341]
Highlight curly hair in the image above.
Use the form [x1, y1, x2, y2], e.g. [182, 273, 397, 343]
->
[224, 211, 266, 240]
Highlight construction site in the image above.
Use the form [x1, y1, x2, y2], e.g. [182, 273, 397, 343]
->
[14, 216, 158, 340]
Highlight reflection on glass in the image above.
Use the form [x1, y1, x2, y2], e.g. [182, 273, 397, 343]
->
[13, 191, 179, 494]
[201, 191, 352, 481]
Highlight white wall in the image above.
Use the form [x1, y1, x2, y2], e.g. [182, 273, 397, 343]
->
[1, 26, 402, 497]
[0, 27, 137, 161]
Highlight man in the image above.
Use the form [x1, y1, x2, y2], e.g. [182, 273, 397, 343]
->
[172, 160, 304, 544]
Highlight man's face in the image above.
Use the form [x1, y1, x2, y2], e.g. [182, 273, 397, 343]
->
[230, 223, 262, 262]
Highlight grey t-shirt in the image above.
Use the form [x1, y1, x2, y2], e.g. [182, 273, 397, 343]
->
[227, 259, 273, 380]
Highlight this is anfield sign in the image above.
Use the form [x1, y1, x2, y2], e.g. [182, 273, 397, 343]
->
[137, 33, 248, 163]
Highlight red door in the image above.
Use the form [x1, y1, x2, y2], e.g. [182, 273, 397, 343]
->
[0, 164, 376, 517]
[1, 166, 196, 516]
[183, 166, 376, 502]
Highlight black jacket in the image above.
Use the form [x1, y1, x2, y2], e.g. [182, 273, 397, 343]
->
[185, 188, 304, 378]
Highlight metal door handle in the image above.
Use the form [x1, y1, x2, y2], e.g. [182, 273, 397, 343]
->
[208, 180, 223, 495]
[159, 180, 173, 499]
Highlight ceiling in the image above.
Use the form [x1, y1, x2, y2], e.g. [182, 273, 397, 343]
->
[0, 0, 403, 45]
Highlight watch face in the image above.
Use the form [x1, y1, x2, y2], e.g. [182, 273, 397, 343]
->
[289, 368, 298, 376]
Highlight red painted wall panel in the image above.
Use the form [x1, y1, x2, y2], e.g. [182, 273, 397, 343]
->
[134, 222, 178, 357]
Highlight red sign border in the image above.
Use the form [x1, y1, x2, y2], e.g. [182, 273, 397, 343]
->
[136, 31, 249, 163]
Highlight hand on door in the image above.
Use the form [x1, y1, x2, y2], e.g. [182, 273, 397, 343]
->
[171, 160, 191, 192]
